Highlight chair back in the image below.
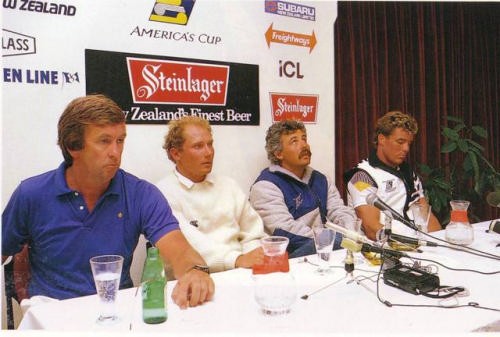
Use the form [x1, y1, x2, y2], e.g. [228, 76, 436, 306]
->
[3, 245, 30, 329]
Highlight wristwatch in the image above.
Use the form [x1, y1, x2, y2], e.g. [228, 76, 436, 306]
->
[189, 264, 210, 274]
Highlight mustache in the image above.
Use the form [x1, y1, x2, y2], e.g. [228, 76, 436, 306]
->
[299, 149, 312, 158]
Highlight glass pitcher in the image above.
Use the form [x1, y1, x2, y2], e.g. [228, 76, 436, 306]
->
[445, 200, 474, 245]
[253, 236, 296, 315]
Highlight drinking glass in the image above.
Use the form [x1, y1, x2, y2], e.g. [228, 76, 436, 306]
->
[260, 236, 289, 256]
[89, 255, 124, 324]
[346, 218, 364, 265]
[410, 202, 431, 239]
[312, 226, 335, 274]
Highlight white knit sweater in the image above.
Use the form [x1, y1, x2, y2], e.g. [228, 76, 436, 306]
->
[156, 169, 267, 273]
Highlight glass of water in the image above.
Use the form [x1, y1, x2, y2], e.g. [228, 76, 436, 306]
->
[312, 226, 335, 274]
[410, 202, 433, 241]
[89, 255, 123, 324]
[254, 271, 296, 315]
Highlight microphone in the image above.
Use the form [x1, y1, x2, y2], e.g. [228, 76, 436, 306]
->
[361, 242, 407, 259]
[391, 233, 437, 247]
[487, 219, 500, 234]
[366, 193, 417, 230]
[486, 191, 500, 208]
[377, 231, 438, 247]
[326, 221, 374, 245]
[340, 237, 407, 259]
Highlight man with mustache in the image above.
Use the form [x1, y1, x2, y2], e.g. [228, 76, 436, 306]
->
[2, 95, 213, 309]
[249, 120, 356, 258]
[344, 111, 441, 241]
[157, 116, 266, 273]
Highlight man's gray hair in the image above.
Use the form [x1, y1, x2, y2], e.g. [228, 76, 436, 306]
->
[265, 120, 306, 165]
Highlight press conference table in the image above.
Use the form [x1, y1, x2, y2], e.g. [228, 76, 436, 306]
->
[18, 220, 500, 334]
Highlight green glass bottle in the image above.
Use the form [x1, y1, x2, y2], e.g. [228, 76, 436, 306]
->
[141, 247, 167, 324]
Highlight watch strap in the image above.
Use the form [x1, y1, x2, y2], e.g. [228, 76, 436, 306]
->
[188, 264, 210, 274]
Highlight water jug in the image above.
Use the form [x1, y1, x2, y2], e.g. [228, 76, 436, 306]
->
[253, 236, 296, 315]
[445, 200, 474, 245]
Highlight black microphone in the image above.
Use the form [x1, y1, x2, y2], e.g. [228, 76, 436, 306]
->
[341, 237, 407, 259]
[487, 219, 500, 234]
[366, 193, 417, 230]
[377, 231, 438, 247]
[360, 242, 407, 259]
[391, 233, 437, 247]
[389, 233, 437, 247]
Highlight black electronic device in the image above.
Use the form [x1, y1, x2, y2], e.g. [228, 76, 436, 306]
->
[383, 264, 440, 295]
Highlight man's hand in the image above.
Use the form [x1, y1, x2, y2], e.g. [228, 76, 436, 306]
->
[155, 230, 215, 309]
[171, 268, 214, 309]
[235, 247, 265, 268]
[355, 205, 383, 240]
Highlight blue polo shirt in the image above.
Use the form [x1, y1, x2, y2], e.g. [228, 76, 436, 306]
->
[2, 163, 179, 300]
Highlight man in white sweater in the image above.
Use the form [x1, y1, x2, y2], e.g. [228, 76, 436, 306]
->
[156, 116, 266, 273]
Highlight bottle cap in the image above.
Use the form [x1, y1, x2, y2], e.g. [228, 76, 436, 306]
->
[148, 246, 160, 257]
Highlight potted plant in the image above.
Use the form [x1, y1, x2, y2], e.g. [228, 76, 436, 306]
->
[418, 116, 500, 225]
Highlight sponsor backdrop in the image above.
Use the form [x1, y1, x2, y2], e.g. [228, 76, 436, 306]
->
[2, 0, 337, 207]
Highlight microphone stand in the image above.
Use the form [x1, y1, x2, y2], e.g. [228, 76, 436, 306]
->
[301, 238, 383, 300]
[344, 249, 355, 277]
[381, 213, 423, 252]
[300, 274, 348, 300]
[341, 239, 390, 300]
[383, 211, 393, 239]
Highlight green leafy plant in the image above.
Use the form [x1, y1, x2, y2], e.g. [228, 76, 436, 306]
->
[418, 116, 500, 225]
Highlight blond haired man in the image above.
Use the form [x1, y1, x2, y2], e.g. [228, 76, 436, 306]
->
[157, 116, 266, 273]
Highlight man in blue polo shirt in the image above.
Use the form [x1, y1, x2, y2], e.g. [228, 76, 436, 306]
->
[2, 94, 213, 309]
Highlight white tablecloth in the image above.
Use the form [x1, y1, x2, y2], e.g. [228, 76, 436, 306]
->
[17, 220, 500, 334]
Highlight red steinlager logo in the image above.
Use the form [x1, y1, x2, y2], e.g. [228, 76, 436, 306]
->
[269, 93, 318, 123]
[127, 57, 229, 105]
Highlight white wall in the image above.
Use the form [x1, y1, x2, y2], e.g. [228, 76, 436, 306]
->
[2, 0, 337, 206]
